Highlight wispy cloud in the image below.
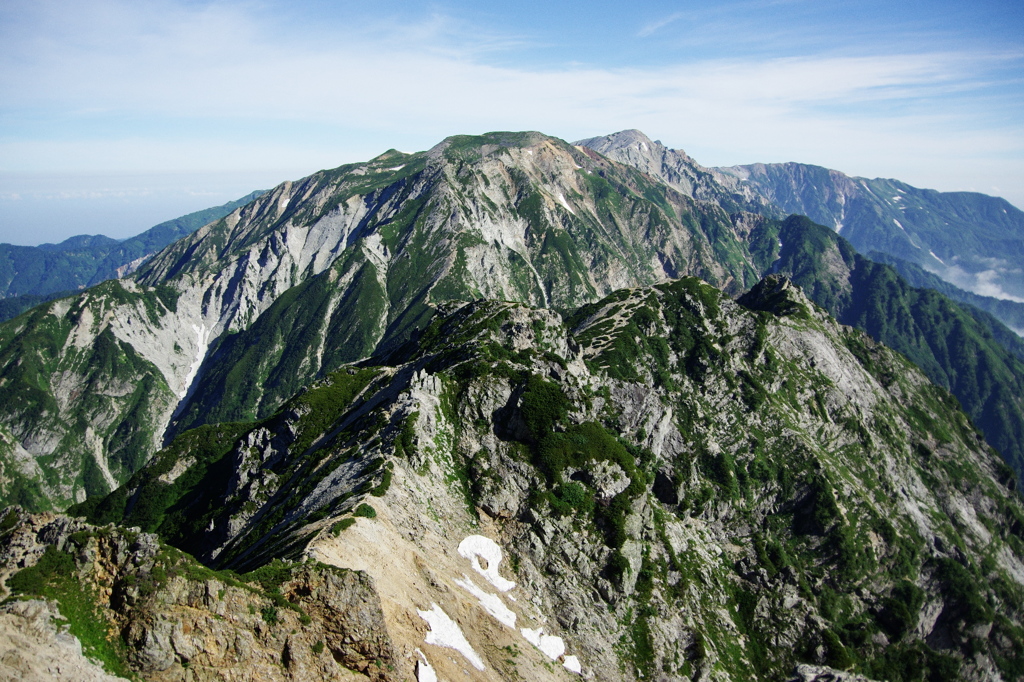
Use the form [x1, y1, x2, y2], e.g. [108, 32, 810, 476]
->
[1, 0, 1022, 211]
[637, 12, 684, 38]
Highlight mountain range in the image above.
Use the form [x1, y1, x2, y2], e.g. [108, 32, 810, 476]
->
[0, 130, 1022, 681]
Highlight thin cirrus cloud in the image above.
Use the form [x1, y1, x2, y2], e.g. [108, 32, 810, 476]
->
[0, 0, 1022, 244]
[637, 12, 685, 38]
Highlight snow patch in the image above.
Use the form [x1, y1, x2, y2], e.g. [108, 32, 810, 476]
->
[929, 250, 946, 266]
[893, 219, 906, 232]
[526, 150, 533, 156]
[556, 192, 575, 215]
[180, 323, 210, 399]
[458, 536, 515, 592]
[892, 195, 901, 201]
[417, 604, 485, 670]
[563, 655, 583, 674]
[521, 627, 565, 660]
[454, 574, 517, 628]
[415, 649, 437, 682]
[387, 165, 405, 171]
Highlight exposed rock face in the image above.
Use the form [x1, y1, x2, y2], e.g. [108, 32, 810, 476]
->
[0, 599, 129, 681]
[63, 276, 1024, 681]
[789, 664, 880, 682]
[576, 129, 768, 211]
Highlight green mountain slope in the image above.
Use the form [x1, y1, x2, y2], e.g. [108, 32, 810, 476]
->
[867, 251, 1024, 345]
[757, 215, 1024, 481]
[66, 275, 1024, 681]
[0, 280, 181, 510]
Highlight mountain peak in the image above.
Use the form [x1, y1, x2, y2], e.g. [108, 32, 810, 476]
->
[429, 130, 556, 158]
[574, 129, 662, 156]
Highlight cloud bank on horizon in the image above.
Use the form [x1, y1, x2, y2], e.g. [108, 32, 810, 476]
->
[0, 0, 1022, 244]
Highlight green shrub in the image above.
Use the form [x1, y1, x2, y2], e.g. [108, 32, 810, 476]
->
[556, 481, 595, 515]
[934, 558, 992, 624]
[520, 375, 570, 441]
[877, 580, 925, 639]
[370, 469, 392, 496]
[822, 629, 853, 669]
[331, 518, 356, 536]
[353, 503, 377, 519]
[6, 545, 75, 595]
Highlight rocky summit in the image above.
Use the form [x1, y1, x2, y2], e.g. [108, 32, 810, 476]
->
[0, 131, 1023, 681]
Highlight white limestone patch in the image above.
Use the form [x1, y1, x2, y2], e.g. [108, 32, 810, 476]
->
[180, 323, 210, 399]
[415, 649, 438, 682]
[521, 627, 565, 660]
[563, 655, 583, 674]
[458, 535, 515, 592]
[454, 574, 517, 628]
[417, 603, 485, 671]
[557, 192, 575, 215]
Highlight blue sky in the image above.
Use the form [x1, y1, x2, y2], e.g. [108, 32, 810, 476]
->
[1, 0, 1022, 244]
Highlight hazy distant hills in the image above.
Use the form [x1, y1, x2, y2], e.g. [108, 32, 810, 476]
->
[0, 190, 265, 322]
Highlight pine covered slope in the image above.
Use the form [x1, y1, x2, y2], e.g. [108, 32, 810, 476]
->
[0, 274, 1017, 681]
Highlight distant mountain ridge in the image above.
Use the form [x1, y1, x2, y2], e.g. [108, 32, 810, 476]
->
[0, 190, 266, 321]
[577, 130, 1024, 337]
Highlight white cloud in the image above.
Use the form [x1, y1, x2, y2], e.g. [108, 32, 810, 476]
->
[1, 0, 1022, 209]
[637, 12, 684, 38]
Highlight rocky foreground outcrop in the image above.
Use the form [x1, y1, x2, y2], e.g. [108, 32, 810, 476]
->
[0, 508, 395, 681]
